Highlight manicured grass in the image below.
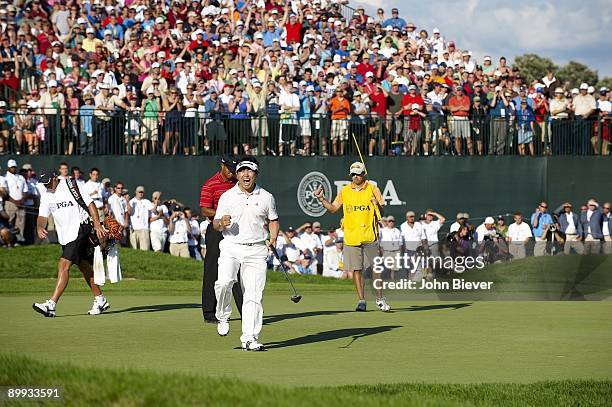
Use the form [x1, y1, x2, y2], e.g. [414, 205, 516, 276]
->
[1, 354, 611, 406]
[1, 246, 611, 405]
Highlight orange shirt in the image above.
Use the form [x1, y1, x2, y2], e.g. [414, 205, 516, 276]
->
[330, 97, 350, 120]
[448, 95, 470, 117]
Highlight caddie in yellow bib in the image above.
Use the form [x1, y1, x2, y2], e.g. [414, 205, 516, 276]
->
[314, 161, 391, 312]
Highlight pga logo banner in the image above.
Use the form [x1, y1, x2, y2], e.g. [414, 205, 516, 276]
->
[297, 172, 403, 217]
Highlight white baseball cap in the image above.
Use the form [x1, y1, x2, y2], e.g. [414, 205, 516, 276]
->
[587, 86, 595, 94]
[579, 83, 588, 90]
[349, 161, 366, 175]
[365, 71, 374, 78]
[151, 62, 160, 68]
[433, 28, 440, 34]
[484, 217, 495, 225]
[7, 159, 17, 168]
[48, 80, 58, 87]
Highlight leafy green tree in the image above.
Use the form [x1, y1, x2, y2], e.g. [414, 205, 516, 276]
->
[513, 54, 557, 84]
[596, 77, 612, 91]
[556, 61, 599, 89]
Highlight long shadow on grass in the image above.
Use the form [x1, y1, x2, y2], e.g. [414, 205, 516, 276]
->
[262, 325, 402, 349]
[105, 303, 201, 314]
[392, 303, 473, 312]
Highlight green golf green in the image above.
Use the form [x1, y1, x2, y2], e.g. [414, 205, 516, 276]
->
[1, 247, 611, 405]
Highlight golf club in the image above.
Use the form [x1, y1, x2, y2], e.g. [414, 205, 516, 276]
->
[270, 247, 302, 303]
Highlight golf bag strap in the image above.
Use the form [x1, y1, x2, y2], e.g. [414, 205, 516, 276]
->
[66, 178, 92, 222]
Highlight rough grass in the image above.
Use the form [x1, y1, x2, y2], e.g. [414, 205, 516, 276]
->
[1, 355, 610, 407]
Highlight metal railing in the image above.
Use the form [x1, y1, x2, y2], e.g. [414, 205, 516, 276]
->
[0, 110, 609, 157]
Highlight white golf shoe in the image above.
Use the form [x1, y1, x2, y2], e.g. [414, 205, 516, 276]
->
[376, 297, 391, 312]
[242, 340, 265, 351]
[32, 300, 56, 317]
[217, 320, 230, 336]
[87, 298, 110, 315]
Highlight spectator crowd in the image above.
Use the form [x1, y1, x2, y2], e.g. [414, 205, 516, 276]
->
[0, 1, 609, 157]
[1, 159, 610, 278]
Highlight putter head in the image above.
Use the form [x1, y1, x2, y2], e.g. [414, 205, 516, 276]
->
[291, 295, 302, 303]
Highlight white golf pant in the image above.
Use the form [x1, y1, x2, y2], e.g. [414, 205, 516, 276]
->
[215, 240, 268, 343]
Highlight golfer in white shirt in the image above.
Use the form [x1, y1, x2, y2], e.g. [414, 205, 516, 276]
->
[213, 156, 279, 351]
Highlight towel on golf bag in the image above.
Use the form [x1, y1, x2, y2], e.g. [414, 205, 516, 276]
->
[92, 245, 122, 285]
[93, 246, 105, 285]
[106, 245, 122, 283]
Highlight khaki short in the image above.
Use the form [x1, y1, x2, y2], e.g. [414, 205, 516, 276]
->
[343, 242, 379, 272]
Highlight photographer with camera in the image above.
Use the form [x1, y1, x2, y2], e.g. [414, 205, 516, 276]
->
[531, 201, 554, 256]
[168, 204, 190, 259]
[476, 217, 510, 263]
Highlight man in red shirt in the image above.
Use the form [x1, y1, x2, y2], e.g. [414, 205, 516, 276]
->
[368, 82, 388, 156]
[448, 86, 472, 155]
[284, 11, 303, 44]
[200, 155, 242, 323]
[402, 85, 425, 155]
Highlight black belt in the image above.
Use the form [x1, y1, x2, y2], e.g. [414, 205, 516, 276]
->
[236, 241, 265, 246]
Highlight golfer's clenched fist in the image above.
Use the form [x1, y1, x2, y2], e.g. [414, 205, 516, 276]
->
[220, 214, 232, 227]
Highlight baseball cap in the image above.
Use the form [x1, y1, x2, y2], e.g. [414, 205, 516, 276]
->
[135, 186, 145, 193]
[151, 62, 160, 69]
[21, 163, 33, 170]
[7, 159, 17, 168]
[365, 71, 374, 78]
[387, 215, 395, 221]
[313, 221, 321, 228]
[406, 211, 416, 217]
[286, 226, 295, 232]
[38, 168, 58, 184]
[48, 80, 58, 88]
[220, 154, 238, 171]
[484, 216, 495, 224]
[579, 83, 588, 90]
[349, 161, 366, 175]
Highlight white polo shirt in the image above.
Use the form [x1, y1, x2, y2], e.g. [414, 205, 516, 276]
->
[108, 194, 128, 226]
[379, 226, 402, 251]
[297, 231, 322, 254]
[39, 180, 93, 245]
[507, 222, 533, 242]
[215, 184, 278, 244]
[475, 224, 496, 242]
[168, 217, 190, 244]
[129, 198, 154, 231]
[422, 220, 443, 243]
[400, 221, 426, 251]
[150, 205, 170, 233]
[0, 175, 7, 203]
[84, 179, 105, 209]
[4, 171, 28, 201]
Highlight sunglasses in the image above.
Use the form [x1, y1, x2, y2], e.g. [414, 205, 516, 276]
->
[350, 173, 363, 177]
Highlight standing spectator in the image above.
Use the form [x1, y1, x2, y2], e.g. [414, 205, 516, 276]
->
[141, 88, 161, 155]
[128, 185, 153, 251]
[79, 94, 95, 155]
[580, 199, 604, 254]
[185, 208, 202, 260]
[532, 88, 549, 154]
[516, 99, 535, 156]
[470, 96, 487, 155]
[401, 84, 424, 156]
[549, 88, 571, 155]
[572, 83, 597, 154]
[21, 164, 39, 245]
[448, 86, 471, 155]
[421, 210, 445, 258]
[84, 168, 105, 220]
[4, 159, 29, 243]
[278, 82, 300, 156]
[603, 202, 611, 254]
[295, 222, 323, 272]
[162, 87, 184, 155]
[379, 216, 402, 280]
[168, 207, 190, 258]
[107, 181, 129, 245]
[38, 80, 65, 154]
[506, 212, 532, 259]
[400, 210, 427, 277]
[554, 202, 584, 255]
[488, 85, 510, 155]
[329, 88, 350, 155]
[593, 88, 611, 155]
[149, 191, 169, 253]
[530, 201, 554, 256]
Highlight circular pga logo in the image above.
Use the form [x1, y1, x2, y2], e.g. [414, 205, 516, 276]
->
[297, 171, 332, 217]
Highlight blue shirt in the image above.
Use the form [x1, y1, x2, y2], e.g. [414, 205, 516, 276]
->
[516, 108, 535, 130]
[299, 95, 313, 119]
[382, 17, 407, 29]
[489, 98, 509, 118]
[512, 96, 534, 110]
[79, 105, 95, 134]
[262, 29, 282, 47]
[530, 212, 553, 238]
